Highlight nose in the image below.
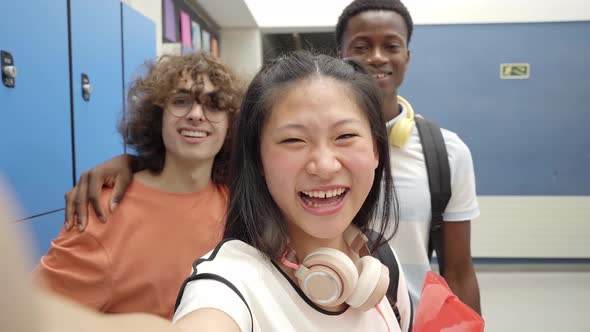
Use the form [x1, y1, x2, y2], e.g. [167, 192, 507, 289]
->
[366, 48, 387, 66]
[186, 102, 206, 122]
[305, 145, 342, 179]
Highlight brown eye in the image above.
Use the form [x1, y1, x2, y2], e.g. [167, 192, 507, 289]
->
[280, 138, 305, 144]
[337, 133, 358, 140]
[385, 44, 401, 52]
[197, 93, 211, 105]
[173, 98, 189, 105]
[170, 94, 192, 106]
[206, 105, 223, 113]
[353, 45, 369, 53]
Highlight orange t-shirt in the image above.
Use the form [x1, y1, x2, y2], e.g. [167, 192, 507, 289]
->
[33, 180, 227, 319]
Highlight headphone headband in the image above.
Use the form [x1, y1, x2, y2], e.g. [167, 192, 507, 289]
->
[389, 95, 415, 147]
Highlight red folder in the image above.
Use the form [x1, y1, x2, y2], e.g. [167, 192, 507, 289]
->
[413, 272, 485, 332]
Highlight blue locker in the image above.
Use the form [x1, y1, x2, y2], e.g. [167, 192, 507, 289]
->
[70, 0, 124, 179]
[0, 2, 73, 220]
[17, 211, 65, 265]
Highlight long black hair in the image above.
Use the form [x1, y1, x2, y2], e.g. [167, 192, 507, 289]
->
[225, 50, 398, 259]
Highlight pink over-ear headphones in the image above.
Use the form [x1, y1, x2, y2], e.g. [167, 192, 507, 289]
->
[281, 225, 390, 311]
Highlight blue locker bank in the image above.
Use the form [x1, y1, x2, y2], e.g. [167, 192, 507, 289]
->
[0, 0, 156, 262]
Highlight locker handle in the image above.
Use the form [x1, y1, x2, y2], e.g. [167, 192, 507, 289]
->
[1, 50, 16, 88]
[81, 73, 92, 101]
[3, 65, 17, 78]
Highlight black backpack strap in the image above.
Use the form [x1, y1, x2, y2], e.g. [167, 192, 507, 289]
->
[414, 117, 452, 276]
[367, 230, 402, 325]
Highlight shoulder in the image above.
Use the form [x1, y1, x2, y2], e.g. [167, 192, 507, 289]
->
[438, 127, 475, 172]
[440, 127, 471, 157]
[191, 239, 269, 277]
[174, 240, 264, 329]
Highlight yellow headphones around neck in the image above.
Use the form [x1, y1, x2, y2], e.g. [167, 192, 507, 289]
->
[389, 95, 415, 148]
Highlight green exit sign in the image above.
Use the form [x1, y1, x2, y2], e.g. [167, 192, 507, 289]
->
[500, 63, 530, 79]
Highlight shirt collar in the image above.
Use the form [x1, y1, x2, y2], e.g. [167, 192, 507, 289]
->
[385, 102, 408, 129]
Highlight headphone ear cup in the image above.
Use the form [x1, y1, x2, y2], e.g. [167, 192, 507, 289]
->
[300, 248, 359, 306]
[346, 256, 390, 311]
[389, 117, 414, 147]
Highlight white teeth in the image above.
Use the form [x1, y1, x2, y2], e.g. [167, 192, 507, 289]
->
[180, 129, 207, 138]
[372, 73, 387, 79]
[301, 188, 346, 198]
[300, 188, 347, 208]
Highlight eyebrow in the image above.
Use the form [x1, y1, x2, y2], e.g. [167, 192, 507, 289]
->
[172, 88, 215, 96]
[276, 118, 363, 131]
[350, 34, 405, 43]
[172, 88, 192, 94]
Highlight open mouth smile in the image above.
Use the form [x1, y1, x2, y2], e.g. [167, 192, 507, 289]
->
[299, 188, 347, 207]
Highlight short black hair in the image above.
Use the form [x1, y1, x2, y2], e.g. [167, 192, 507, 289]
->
[224, 50, 398, 260]
[335, 0, 414, 50]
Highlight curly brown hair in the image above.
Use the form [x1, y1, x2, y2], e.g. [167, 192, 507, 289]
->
[120, 52, 243, 185]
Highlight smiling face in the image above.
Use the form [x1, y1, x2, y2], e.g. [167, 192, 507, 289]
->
[340, 10, 410, 101]
[259, 77, 379, 245]
[161, 74, 228, 167]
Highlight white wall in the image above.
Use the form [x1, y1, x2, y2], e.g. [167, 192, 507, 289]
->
[219, 28, 263, 81]
[473, 197, 590, 258]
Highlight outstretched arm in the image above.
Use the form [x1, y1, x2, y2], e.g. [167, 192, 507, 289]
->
[39, 290, 183, 332]
[175, 308, 241, 332]
[1, 182, 185, 332]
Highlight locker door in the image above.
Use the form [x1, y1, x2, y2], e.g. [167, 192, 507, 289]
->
[0, 2, 73, 220]
[70, 0, 124, 179]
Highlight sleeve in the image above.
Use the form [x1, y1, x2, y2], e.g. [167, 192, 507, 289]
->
[393, 249, 413, 332]
[442, 132, 480, 222]
[32, 223, 112, 311]
[173, 278, 252, 332]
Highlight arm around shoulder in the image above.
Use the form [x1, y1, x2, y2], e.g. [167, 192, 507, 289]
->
[66, 154, 138, 231]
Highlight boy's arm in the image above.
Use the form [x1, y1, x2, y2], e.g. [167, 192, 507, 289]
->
[442, 221, 481, 314]
[64, 154, 137, 231]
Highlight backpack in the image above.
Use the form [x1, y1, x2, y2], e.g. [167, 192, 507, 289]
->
[367, 230, 413, 330]
[414, 116, 452, 277]
[367, 116, 450, 331]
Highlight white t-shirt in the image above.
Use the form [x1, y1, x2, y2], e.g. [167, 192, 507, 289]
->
[173, 239, 412, 332]
[381, 102, 480, 309]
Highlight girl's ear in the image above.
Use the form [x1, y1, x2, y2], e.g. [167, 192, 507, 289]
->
[372, 139, 379, 169]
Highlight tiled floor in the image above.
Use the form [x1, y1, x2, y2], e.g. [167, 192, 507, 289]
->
[477, 267, 590, 331]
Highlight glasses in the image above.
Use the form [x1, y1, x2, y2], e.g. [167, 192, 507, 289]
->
[165, 92, 225, 119]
